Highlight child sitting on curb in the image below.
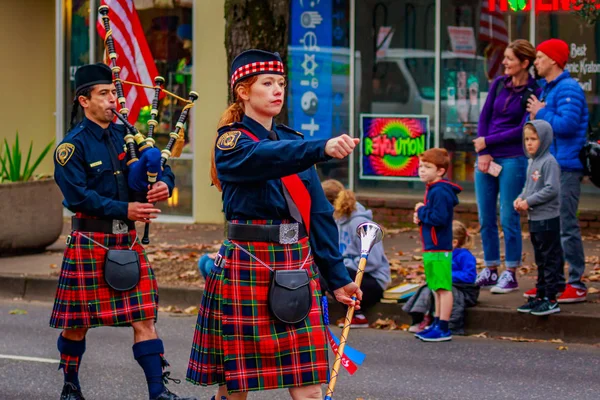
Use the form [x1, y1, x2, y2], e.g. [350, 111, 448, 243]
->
[320, 183, 391, 328]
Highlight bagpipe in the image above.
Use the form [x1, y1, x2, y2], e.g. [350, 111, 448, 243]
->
[99, 5, 198, 244]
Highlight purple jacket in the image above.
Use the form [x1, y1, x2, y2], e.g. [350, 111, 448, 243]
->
[477, 75, 541, 159]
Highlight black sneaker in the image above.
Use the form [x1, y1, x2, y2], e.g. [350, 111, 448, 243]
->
[150, 372, 198, 400]
[530, 299, 561, 316]
[151, 388, 197, 400]
[517, 297, 544, 313]
[60, 382, 85, 400]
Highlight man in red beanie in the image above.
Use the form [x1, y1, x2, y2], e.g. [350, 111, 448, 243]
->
[525, 38, 589, 304]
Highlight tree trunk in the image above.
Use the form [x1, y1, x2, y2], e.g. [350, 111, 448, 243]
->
[224, 0, 290, 124]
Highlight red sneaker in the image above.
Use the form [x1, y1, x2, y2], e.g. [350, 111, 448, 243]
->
[337, 313, 370, 328]
[523, 288, 537, 298]
[558, 284, 587, 303]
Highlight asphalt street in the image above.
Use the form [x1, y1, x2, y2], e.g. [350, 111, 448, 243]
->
[0, 299, 599, 400]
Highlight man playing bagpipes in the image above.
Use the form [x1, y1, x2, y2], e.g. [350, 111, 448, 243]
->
[51, 63, 196, 400]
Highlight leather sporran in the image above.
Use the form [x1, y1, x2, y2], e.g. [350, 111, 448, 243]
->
[104, 249, 141, 291]
[268, 269, 312, 324]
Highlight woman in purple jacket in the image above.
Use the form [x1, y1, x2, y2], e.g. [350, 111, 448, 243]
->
[473, 39, 540, 294]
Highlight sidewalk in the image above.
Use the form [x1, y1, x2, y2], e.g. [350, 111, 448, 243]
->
[1, 218, 599, 343]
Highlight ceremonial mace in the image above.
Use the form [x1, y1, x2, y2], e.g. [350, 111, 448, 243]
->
[324, 222, 384, 400]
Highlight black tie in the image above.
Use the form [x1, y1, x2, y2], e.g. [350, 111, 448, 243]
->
[269, 130, 303, 225]
[103, 129, 129, 201]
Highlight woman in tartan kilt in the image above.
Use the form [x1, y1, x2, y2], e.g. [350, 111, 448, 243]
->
[186, 49, 363, 400]
[51, 63, 196, 400]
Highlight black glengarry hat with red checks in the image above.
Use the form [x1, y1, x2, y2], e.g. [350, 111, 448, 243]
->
[74, 63, 113, 93]
[230, 49, 285, 89]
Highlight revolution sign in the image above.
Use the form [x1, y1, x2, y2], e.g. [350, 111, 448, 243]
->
[360, 114, 430, 181]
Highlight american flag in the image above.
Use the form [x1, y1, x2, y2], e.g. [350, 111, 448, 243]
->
[96, 0, 159, 123]
[479, 0, 509, 80]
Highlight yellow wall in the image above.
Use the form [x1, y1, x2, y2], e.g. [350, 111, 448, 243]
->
[0, 1, 55, 177]
[192, 0, 228, 223]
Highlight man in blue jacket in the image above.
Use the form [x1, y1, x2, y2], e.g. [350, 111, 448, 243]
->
[526, 38, 588, 303]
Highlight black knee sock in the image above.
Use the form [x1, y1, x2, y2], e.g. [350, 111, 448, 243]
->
[57, 334, 86, 391]
[438, 320, 449, 332]
[133, 339, 167, 399]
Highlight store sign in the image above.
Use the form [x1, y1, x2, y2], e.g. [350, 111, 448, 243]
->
[489, 0, 599, 12]
[565, 43, 600, 92]
[288, 0, 333, 140]
[447, 26, 476, 55]
[360, 114, 430, 181]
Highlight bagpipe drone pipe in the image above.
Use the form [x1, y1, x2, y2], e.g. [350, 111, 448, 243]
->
[99, 5, 198, 244]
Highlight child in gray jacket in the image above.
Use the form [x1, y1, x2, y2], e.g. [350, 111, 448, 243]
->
[514, 120, 563, 316]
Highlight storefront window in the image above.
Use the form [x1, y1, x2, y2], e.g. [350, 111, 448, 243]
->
[63, 0, 194, 218]
[353, 0, 436, 195]
[288, 0, 351, 185]
[536, 10, 599, 204]
[440, 0, 529, 190]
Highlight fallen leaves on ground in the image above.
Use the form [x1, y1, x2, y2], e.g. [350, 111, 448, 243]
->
[557, 346, 569, 351]
[470, 332, 489, 338]
[588, 287, 600, 294]
[158, 305, 198, 315]
[370, 318, 400, 330]
[497, 336, 563, 344]
[9, 309, 27, 315]
[49, 263, 57, 269]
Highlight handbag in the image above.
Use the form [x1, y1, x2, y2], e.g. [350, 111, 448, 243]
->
[268, 269, 312, 324]
[104, 249, 141, 291]
[78, 233, 141, 291]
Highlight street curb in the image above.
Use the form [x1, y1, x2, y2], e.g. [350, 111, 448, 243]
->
[2, 275, 599, 344]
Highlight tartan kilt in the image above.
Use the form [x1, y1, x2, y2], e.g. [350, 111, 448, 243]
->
[186, 235, 329, 393]
[49, 230, 158, 329]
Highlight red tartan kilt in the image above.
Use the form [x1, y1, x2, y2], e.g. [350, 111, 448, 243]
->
[49, 230, 158, 329]
[187, 235, 329, 393]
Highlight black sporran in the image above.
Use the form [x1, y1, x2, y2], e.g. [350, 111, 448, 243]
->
[268, 269, 312, 324]
[104, 249, 141, 291]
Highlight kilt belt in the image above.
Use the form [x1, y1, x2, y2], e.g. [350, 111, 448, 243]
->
[226, 221, 307, 244]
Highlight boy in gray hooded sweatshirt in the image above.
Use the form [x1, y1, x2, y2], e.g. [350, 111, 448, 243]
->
[514, 120, 563, 316]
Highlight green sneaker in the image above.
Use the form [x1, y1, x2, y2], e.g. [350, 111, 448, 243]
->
[530, 299, 561, 316]
[517, 297, 544, 313]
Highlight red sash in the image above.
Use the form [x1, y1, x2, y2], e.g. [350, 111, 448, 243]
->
[237, 128, 311, 233]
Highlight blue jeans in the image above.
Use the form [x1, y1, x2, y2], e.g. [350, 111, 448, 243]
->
[475, 156, 527, 268]
[560, 171, 586, 289]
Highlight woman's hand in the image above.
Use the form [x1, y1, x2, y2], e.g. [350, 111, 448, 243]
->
[333, 282, 363, 309]
[473, 137, 486, 153]
[325, 135, 360, 159]
[478, 154, 493, 174]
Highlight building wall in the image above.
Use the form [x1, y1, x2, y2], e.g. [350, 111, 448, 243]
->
[0, 1, 55, 176]
[192, 0, 228, 223]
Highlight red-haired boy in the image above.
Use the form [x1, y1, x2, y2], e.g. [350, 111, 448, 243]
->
[413, 148, 462, 341]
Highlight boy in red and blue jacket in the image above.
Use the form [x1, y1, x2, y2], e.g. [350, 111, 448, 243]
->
[413, 148, 462, 342]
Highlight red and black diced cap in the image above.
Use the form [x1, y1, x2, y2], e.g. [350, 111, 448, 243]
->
[230, 49, 285, 89]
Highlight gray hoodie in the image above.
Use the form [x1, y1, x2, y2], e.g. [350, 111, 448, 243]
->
[519, 120, 561, 221]
[336, 208, 391, 290]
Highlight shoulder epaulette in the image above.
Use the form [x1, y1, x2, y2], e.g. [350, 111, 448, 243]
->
[217, 121, 245, 134]
[65, 124, 85, 140]
[277, 124, 304, 137]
